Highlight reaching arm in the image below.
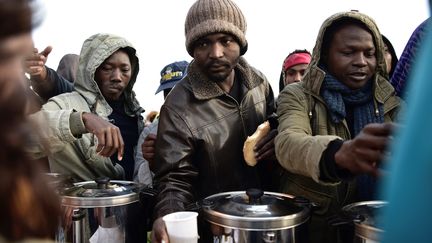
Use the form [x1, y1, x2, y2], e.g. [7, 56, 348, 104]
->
[81, 112, 124, 161]
[25, 46, 73, 100]
[333, 123, 394, 178]
[28, 100, 124, 162]
[275, 84, 340, 183]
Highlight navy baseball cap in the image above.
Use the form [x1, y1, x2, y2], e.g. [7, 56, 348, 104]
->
[155, 61, 189, 94]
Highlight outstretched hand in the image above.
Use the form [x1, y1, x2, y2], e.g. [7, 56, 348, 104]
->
[254, 129, 278, 161]
[82, 112, 124, 161]
[335, 122, 395, 177]
[24, 46, 52, 81]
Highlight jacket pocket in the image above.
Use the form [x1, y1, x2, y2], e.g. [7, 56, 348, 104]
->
[280, 172, 333, 217]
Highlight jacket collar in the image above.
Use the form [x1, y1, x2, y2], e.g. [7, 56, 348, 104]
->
[187, 57, 263, 100]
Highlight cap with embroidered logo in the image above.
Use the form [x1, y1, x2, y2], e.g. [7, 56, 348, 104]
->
[155, 61, 189, 94]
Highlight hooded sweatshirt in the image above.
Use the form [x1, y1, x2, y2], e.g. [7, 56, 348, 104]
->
[28, 33, 144, 182]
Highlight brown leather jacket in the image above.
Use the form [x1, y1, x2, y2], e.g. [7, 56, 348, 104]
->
[153, 57, 277, 218]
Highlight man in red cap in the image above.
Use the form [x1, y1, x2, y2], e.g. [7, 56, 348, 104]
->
[279, 49, 311, 92]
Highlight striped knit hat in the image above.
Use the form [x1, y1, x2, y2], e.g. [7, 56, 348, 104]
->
[185, 0, 248, 56]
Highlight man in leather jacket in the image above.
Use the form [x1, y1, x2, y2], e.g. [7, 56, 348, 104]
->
[151, 0, 279, 242]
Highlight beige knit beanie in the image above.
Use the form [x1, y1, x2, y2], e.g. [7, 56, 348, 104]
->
[185, 0, 248, 56]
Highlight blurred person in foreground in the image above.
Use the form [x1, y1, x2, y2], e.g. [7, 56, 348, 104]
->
[381, 12, 432, 243]
[278, 49, 311, 92]
[0, 0, 61, 242]
[275, 11, 403, 243]
[151, 0, 279, 242]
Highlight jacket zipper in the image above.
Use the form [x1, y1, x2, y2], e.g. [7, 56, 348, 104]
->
[227, 94, 248, 137]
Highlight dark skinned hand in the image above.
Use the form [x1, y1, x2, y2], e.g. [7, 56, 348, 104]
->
[24, 46, 52, 81]
[151, 217, 169, 243]
[82, 112, 124, 161]
[142, 133, 156, 169]
[335, 122, 395, 178]
[254, 129, 278, 161]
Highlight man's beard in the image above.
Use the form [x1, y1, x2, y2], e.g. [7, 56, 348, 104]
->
[207, 71, 230, 83]
[203, 60, 232, 83]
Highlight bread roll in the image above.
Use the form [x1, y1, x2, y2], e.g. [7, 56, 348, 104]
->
[243, 121, 270, 166]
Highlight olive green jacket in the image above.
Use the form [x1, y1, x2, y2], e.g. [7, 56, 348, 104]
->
[275, 11, 402, 242]
[28, 33, 143, 182]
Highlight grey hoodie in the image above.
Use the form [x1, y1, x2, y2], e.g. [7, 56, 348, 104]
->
[29, 33, 144, 181]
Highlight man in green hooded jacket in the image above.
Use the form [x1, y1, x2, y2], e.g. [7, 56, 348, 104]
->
[275, 11, 402, 243]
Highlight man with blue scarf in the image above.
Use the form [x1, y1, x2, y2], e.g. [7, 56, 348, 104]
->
[275, 11, 402, 243]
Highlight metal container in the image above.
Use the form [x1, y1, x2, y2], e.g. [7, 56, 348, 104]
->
[201, 189, 310, 243]
[60, 177, 143, 243]
[342, 200, 387, 243]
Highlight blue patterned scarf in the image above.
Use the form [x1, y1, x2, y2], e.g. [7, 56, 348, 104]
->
[320, 72, 384, 200]
[321, 73, 384, 135]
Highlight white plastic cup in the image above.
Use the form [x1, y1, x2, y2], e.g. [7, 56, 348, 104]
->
[162, 211, 199, 243]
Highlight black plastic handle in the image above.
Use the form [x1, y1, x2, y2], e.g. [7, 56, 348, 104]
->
[95, 177, 110, 189]
[246, 188, 264, 204]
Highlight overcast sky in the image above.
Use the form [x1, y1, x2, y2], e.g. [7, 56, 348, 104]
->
[32, 0, 429, 114]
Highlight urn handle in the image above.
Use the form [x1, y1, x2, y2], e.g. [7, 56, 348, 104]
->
[95, 177, 110, 189]
[246, 188, 263, 204]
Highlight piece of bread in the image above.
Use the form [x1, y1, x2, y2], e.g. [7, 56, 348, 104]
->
[243, 121, 270, 166]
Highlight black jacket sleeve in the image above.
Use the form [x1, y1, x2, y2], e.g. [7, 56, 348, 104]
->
[33, 67, 74, 100]
[319, 139, 354, 182]
[48, 67, 74, 96]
